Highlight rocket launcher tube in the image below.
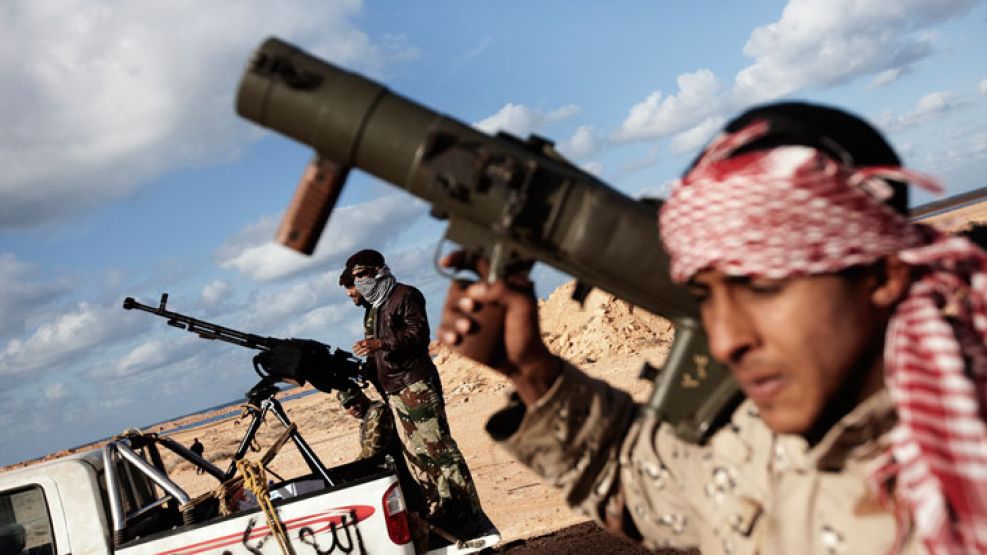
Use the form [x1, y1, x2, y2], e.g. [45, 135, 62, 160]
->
[236, 37, 693, 320]
[235, 37, 741, 443]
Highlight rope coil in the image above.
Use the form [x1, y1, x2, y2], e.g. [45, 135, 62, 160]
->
[237, 458, 294, 555]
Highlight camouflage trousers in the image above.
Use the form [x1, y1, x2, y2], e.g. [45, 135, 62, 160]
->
[389, 379, 483, 523]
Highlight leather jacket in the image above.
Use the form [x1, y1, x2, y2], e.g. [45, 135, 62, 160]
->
[367, 283, 439, 394]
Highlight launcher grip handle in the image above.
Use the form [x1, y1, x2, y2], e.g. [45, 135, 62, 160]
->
[276, 156, 350, 255]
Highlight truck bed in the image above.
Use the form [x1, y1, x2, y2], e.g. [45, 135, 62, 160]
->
[113, 456, 406, 554]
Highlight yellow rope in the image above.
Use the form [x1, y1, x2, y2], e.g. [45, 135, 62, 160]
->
[236, 458, 294, 555]
[260, 423, 296, 467]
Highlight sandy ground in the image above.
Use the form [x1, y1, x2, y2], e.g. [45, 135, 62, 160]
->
[7, 201, 985, 554]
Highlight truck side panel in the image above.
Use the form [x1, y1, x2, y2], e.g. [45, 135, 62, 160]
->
[118, 475, 414, 555]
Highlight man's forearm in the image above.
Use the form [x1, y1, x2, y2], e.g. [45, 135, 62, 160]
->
[512, 355, 564, 406]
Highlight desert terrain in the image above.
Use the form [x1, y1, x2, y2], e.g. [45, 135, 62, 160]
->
[6, 200, 985, 553]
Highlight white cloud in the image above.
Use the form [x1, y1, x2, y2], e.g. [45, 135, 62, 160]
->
[979, 78, 987, 96]
[0, 301, 144, 376]
[115, 340, 170, 377]
[635, 178, 679, 201]
[896, 141, 920, 163]
[732, 0, 974, 104]
[611, 69, 721, 143]
[216, 193, 427, 281]
[286, 301, 360, 338]
[894, 122, 987, 180]
[219, 244, 313, 282]
[0, 253, 71, 340]
[44, 382, 69, 402]
[973, 133, 987, 157]
[869, 68, 907, 89]
[917, 131, 987, 174]
[202, 280, 234, 308]
[100, 338, 208, 378]
[605, 0, 976, 148]
[876, 91, 963, 131]
[84, 332, 237, 386]
[559, 125, 603, 160]
[248, 277, 335, 327]
[474, 103, 580, 137]
[580, 161, 605, 177]
[669, 117, 725, 155]
[915, 91, 952, 113]
[0, 0, 418, 229]
[463, 36, 493, 63]
[618, 145, 663, 176]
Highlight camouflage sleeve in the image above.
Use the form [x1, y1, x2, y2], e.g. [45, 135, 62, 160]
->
[488, 363, 701, 551]
[359, 403, 394, 460]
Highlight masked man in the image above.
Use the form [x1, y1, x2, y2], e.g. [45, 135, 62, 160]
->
[439, 102, 987, 554]
[344, 249, 489, 537]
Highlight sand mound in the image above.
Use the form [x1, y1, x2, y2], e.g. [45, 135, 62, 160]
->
[431, 280, 675, 398]
[539, 281, 674, 364]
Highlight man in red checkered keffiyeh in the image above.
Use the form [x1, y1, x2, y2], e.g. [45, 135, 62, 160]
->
[660, 102, 987, 554]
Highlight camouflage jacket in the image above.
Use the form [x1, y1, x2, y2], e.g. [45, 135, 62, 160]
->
[488, 363, 926, 555]
[358, 401, 396, 460]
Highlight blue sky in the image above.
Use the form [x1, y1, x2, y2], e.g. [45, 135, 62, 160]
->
[1, 0, 986, 466]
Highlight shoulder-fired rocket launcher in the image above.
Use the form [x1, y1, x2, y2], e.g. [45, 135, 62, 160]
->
[234, 37, 741, 443]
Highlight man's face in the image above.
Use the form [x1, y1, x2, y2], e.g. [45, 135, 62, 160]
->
[345, 285, 362, 306]
[688, 271, 883, 434]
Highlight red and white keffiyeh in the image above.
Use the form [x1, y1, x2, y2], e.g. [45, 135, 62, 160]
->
[660, 122, 987, 554]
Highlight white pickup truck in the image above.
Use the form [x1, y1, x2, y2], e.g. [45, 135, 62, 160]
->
[0, 381, 499, 555]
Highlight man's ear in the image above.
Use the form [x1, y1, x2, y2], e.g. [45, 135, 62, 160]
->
[871, 255, 911, 308]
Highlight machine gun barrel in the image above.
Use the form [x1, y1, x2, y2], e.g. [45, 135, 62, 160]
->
[122, 293, 274, 350]
[123, 293, 366, 394]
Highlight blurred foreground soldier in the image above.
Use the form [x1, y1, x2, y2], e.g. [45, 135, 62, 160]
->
[440, 102, 987, 553]
[344, 249, 489, 536]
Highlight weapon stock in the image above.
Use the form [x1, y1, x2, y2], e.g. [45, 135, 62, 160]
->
[123, 293, 365, 394]
[235, 37, 742, 442]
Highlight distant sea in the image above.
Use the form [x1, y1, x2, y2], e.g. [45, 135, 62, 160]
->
[155, 386, 321, 436]
[49, 386, 322, 458]
[4, 386, 326, 468]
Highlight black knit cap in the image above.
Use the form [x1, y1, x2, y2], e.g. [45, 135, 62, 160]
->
[687, 101, 908, 214]
[346, 249, 386, 270]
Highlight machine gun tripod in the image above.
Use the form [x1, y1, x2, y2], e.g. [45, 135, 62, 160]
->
[228, 376, 335, 486]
